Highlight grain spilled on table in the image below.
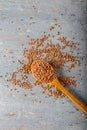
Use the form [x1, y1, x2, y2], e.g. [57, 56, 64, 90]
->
[6, 23, 81, 98]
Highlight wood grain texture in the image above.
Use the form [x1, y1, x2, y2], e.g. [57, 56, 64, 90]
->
[0, 0, 87, 130]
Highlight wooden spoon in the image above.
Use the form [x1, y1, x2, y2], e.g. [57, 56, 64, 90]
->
[31, 59, 87, 114]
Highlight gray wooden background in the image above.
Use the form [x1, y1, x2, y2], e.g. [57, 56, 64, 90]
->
[0, 0, 87, 130]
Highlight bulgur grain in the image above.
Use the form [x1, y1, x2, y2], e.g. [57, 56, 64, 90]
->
[31, 60, 56, 83]
[7, 24, 80, 98]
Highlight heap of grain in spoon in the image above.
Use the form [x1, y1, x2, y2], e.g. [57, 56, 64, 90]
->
[31, 60, 56, 83]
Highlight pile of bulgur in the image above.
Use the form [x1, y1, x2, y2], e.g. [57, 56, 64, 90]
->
[31, 60, 56, 83]
[8, 24, 80, 98]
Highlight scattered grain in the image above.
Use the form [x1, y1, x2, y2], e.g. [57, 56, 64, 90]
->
[70, 14, 75, 16]
[7, 24, 80, 98]
[49, 26, 55, 31]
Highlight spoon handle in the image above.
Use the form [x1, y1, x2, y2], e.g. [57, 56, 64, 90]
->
[52, 78, 87, 114]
